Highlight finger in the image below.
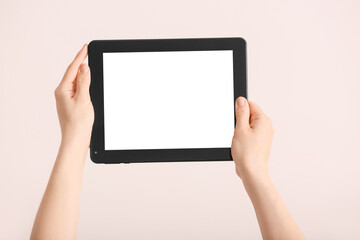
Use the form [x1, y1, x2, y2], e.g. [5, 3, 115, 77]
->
[248, 101, 267, 128]
[235, 97, 250, 131]
[61, 44, 88, 84]
[75, 63, 91, 100]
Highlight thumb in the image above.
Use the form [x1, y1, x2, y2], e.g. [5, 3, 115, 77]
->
[235, 97, 250, 131]
[75, 63, 91, 100]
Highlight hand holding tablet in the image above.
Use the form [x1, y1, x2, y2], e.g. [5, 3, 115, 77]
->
[88, 38, 247, 163]
[33, 42, 305, 240]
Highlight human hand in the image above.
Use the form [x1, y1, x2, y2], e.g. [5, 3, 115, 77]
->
[54, 44, 94, 150]
[231, 97, 274, 180]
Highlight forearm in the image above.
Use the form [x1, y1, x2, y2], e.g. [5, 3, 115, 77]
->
[31, 141, 87, 240]
[242, 170, 305, 240]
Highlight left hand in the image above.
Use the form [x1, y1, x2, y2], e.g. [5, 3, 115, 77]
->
[54, 44, 94, 149]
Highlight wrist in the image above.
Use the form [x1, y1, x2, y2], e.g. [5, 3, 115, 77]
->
[58, 138, 88, 166]
[60, 132, 90, 152]
[241, 169, 272, 197]
[51, 141, 88, 181]
[239, 165, 271, 185]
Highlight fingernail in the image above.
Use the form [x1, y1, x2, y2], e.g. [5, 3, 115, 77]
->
[237, 97, 246, 106]
[79, 64, 88, 73]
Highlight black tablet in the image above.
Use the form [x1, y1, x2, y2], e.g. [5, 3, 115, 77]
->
[88, 38, 247, 164]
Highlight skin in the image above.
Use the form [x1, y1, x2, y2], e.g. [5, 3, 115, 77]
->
[232, 97, 306, 240]
[31, 45, 305, 240]
[31, 44, 93, 240]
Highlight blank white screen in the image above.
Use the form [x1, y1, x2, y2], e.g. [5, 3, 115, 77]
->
[103, 50, 234, 150]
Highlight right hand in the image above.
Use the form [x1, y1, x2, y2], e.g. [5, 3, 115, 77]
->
[231, 97, 274, 180]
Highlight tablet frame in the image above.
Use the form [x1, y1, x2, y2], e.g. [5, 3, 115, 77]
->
[88, 38, 247, 164]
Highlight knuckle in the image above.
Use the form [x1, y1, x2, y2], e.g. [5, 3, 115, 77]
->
[236, 125, 247, 132]
[54, 87, 60, 97]
[54, 86, 65, 98]
[234, 125, 249, 136]
[78, 74, 90, 83]
[236, 107, 246, 114]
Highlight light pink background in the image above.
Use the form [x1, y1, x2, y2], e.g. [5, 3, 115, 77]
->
[1, 0, 359, 239]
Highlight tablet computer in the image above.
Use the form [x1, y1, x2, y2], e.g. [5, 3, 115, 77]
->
[88, 38, 247, 164]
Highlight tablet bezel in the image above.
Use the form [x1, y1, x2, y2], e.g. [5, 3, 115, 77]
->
[88, 38, 247, 164]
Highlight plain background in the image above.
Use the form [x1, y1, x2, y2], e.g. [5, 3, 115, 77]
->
[0, 0, 359, 239]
